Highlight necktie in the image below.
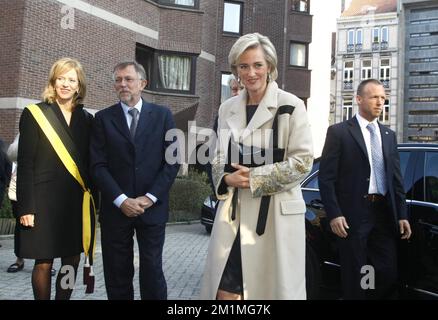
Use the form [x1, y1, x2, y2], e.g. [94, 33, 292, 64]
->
[128, 108, 139, 139]
[366, 123, 386, 195]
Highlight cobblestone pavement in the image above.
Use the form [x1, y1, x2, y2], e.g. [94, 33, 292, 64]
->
[0, 223, 210, 300]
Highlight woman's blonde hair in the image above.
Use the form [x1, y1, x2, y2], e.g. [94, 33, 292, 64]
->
[41, 57, 86, 107]
[228, 32, 278, 82]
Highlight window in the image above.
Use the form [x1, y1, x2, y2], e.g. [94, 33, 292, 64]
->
[136, 44, 196, 94]
[290, 42, 307, 67]
[379, 99, 390, 124]
[381, 27, 389, 42]
[342, 97, 353, 121]
[343, 61, 353, 89]
[290, 0, 309, 13]
[380, 59, 390, 81]
[223, 1, 242, 35]
[425, 152, 438, 203]
[356, 29, 363, 44]
[221, 73, 233, 103]
[372, 27, 380, 43]
[152, 0, 198, 8]
[347, 29, 355, 45]
[361, 60, 371, 80]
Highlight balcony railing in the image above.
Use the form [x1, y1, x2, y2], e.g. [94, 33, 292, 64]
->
[355, 44, 362, 52]
[343, 81, 353, 90]
[347, 44, 354, 53]
[381, 79, 390, 88]
[381, 41, 388, 50]
[372, 42, 380, 51]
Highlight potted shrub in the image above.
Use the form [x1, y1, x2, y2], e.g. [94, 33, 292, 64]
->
[0, 194, 15, 235]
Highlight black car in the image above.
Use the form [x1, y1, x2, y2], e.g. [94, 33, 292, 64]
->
[201, 143, 438, 299]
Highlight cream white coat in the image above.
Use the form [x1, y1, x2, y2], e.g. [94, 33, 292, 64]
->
[200, 81, 314, 300]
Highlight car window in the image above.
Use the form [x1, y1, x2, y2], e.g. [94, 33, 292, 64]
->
[304, 173, 319, 189]
[399, 151, 410, 179]
[424, 152, 438, 203]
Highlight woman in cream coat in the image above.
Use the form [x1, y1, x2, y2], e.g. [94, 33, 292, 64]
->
[200, 33, 314, 300]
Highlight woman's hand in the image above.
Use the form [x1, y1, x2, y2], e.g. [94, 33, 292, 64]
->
[20, 214, 35, 227]
[224, 163, 250, 188]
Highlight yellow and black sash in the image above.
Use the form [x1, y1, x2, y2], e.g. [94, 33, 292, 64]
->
[27, 104, 96, 293]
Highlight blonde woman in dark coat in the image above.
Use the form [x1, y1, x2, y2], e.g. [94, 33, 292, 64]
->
[16, 58, 93, 300]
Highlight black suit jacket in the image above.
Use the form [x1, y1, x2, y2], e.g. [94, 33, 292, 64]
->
[318, 116, 407, 232]
[90, 100, 180, 225]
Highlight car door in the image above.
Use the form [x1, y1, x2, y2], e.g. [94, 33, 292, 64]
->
[405, 150, 438, 297]
[302, 160, 341, 292]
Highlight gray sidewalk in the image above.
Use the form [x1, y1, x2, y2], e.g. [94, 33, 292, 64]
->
[0, 222, 210, 300]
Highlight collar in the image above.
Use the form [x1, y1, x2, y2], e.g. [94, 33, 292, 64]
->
[120, 99, 142, 115]
[356, 113, 379, 130]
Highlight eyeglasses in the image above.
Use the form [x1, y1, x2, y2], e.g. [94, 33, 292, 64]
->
[114, 77, 143, 84]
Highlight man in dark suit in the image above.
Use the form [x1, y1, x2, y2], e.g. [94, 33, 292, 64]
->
[319, 79, 411, 300]
[90, 61, 180, 300]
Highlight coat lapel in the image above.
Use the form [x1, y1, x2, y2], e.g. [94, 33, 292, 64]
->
[226, 94, 247, 142]
[378, 122, 392, 170]
[134, 100, 154, 142]
[225, 82, 280, 142]
[347, 116, 368, 160]
[110, 103, 131, 142]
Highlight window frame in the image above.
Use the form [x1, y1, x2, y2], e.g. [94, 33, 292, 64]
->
[347, 29, 355, 45]
[356, 29, 363, 45]
[220, 72, 234, 103]
[223, 1, 243, 36]
[342, 96, 353, 121]
[372, 27, 380, 43]
[289, 41, 308, 68]
[361, 60, 372, 80]
[379, 58, 390, 81]
[290, 0, 310, 13]
[379, 98, 390, 124]
[152, 0, 199, 9]
[343, 61, 354, 82]
[135, 43, 197, 95]
[381, 26, 389, 43]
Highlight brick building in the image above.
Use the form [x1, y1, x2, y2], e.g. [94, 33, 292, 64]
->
[334, 0, 399, 133]
[0, 0, 312, 144]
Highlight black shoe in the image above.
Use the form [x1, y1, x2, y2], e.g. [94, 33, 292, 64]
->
[51, 268, 56, 276]
[7, 262, 24, 273]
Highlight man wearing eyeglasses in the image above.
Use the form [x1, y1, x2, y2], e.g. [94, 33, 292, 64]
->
[90, 61, 180, 300]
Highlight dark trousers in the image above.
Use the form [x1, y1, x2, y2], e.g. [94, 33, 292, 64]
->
[101, 213, 167, 300]
[337, 200, 398, 300]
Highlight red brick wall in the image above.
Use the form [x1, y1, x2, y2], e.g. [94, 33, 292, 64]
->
[0, 0, 312, 141]
[0, 0, 25, 98]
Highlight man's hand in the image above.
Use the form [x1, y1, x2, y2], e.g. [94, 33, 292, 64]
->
[330, 216, 349, 238]
[224, 163, 250, 189]
[136, 196, 153, 210]
[399, 219, 412, 240]
[120, 198, 145, 217]
[20, 214, 35, 227]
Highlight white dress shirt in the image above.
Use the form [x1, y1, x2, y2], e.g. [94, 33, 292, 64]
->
[355, 113, 387, 195]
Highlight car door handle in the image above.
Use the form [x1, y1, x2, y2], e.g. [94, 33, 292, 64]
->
[310, 199, 324, 210]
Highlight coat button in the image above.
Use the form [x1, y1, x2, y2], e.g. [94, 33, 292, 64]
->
[363, 194, 367, 199]
[366, 178, 370, 182]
